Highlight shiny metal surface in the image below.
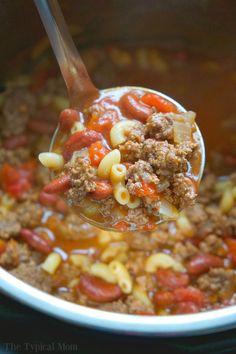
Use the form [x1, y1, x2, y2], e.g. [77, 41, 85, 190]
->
[0, 0, 235, 336]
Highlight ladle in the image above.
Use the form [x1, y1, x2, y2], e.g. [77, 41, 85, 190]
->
[34, 0, 205, 231]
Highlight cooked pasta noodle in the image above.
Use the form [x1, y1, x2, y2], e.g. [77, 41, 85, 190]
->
[41, 252, 62, 275]
[145, 253, 186, 273]
[110, 120, 137, 147]
[97, 149, 121, 178]
[110, 163, 126, 184]
[90, 262, 117, 284]
[38, 152, 64, 171]
[109, 260, 133, 294]
[113, 183, 130, 205]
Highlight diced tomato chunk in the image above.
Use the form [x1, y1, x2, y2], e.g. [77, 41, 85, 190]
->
[113, 221, 129, 232]
[156, 269, 189, 289]
[225, 238, 236, 266]
[88, 141, 110, 167]
[135, 181, 158, 199]
[226, 238, 236, 254]
[141, 93, 177, 113]
[139, 222, 156, 231]
[19, 160, 37, 182]
[0, 162, 36, 199]
[87, 110, 119, 136]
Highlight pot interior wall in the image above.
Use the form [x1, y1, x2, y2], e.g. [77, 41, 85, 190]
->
[1, 0, 236, 68]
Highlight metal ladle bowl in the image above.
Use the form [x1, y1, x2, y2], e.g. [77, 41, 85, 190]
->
[35, 0, 205, 231]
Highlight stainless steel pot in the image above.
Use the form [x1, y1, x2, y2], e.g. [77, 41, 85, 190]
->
[0, 0, 236, 336]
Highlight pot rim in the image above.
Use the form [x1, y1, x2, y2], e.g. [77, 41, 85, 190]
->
[1, 267, 235, 336]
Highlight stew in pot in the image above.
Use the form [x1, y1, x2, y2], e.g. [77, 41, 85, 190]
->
[0, 44, 235, 315]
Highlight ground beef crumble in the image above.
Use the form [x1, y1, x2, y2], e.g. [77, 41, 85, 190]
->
[65, 157, 96, 206]
[125, 295, 153, 314]
[0, 210, 21, 239]
[98, 300, 128, 313]
[197, 268, 235, 295]
[10, 261, 52, 293]
[2, 88, 36, 137]
[169, 174, 197, 209]
[119, 141, 142, 162]
[145, 112, 174, 141]
[126, 160, 159, 194]
[15, 200, 43, 228]
[0, 147, 31, 167]
[0, 239, 31, 269]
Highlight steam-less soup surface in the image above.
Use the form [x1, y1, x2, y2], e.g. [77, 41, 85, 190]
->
[0, 44, 235, 315]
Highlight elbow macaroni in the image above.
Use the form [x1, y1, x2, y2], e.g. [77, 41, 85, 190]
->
[159, 199, 179, 220]
[109, 260, 133, 294]
[110, 164, 126, 184]
[101, 242, 129, 262]
[38, 152, 64, 171]
[41, 252, 62, 275]
[145, 252, 186, 273]
[127, 196, 141, 209]
[69, 254, 92, 272]
[110, 120, 137, 147]
[176, 212, 194, 237]
[133, 284, 152, 307]
[97, 149, 121, 178]
[113, 182, 130, 205]
[98, 230, 123, 245]
[90, 262, 117, 284]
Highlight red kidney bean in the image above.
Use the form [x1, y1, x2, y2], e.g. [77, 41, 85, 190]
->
[119, 92, 152, 123]
[20, 228, 53, 254]
[78, 274, 122, 303]
[90, 180, 113, 200]
[39, 191, 59, 206]
[156, 269, 189, 289]
[3, 134, 29, 150]
[63, 130, 102, 161]
[59, 109, 80, 132]
[43, 174, 72, 194]
[38, 191, 68, 213]
[187, 253, 224, 276]
[55, 198, 69, 214]
[174, 302, 199, 314]
[141, 93, 177, 113]
[154, 291, 174, 308]
[27, 119, 55, 134]
[173, 287, 205, 306]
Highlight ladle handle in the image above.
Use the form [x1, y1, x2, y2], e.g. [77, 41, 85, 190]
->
[34, 0, 98, 109]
